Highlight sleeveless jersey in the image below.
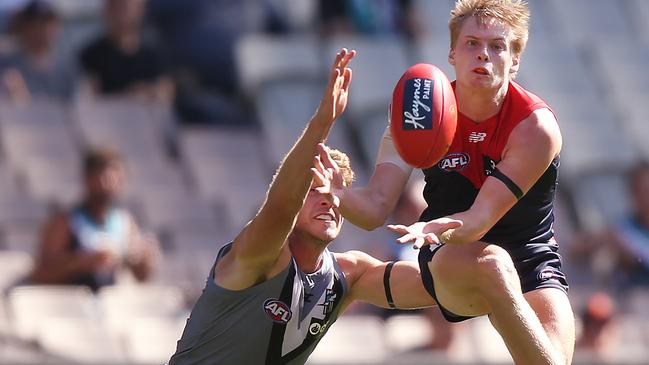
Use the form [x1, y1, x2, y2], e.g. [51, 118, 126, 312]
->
[168, 243, 349, 365]
[68, 205, 131, 290]
[420, 81, 559, 247]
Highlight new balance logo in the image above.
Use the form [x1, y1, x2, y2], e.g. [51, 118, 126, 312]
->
[468, 132, 487, 143]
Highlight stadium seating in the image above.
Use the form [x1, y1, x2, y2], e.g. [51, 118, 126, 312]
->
[0, 1, 647, 364]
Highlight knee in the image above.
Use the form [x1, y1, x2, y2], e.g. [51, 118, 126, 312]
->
[474, 245, 520, 295]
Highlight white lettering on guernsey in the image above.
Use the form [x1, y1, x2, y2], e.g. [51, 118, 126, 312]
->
[468, 132, 487, 143]
[438, 153, 470, 172]
[404, 78, 432, 129]
[281, 268, 340, 356]
[263, 299, 292, 324]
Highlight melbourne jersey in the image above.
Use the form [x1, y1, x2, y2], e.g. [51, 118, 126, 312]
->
[420, 81, 559, 247]
[168, 243, 349, 365]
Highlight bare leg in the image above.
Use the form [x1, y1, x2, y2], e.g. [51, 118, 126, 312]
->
[430, 242, 565, 365]
[525, 288, 576, 365]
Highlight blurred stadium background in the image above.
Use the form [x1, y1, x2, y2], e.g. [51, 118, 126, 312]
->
[0, 0, 648, 364]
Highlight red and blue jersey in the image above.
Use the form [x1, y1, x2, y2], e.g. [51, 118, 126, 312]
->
[420, 81, 559, 247]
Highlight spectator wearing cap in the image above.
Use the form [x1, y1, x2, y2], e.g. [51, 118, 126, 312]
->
[0, 0, 75, 103]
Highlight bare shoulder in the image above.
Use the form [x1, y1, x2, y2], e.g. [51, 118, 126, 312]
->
[334, 250, 383, 286]
[515, 108, 561, 140]
[334, 250, 382, 265]
[508, 108, 562, 156]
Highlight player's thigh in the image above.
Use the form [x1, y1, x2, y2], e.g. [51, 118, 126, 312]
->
[428, 242, 495, 317]
[525, 287, 576, 364]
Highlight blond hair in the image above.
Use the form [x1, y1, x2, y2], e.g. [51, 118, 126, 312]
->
[327, 147, 355, 187]
[449, 0, 530, 57]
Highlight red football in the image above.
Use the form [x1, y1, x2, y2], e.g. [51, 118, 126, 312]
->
[390, 63, 457, 168]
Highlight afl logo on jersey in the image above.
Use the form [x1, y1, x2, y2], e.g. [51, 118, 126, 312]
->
[263, 299, 292, 324]
[438, 153, 470, 172]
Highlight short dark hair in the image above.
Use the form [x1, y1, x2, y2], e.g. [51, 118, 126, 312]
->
[83, 147, 123, 177]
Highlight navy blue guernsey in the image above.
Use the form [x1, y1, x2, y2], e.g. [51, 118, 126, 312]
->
[420, 81, 559, 248]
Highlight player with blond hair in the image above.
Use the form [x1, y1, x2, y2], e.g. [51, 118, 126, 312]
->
[327, 1, 576, 364]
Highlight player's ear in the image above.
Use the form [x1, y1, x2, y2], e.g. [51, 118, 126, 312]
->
[510, 53, 520, 75]
[448, 48, 456, 66]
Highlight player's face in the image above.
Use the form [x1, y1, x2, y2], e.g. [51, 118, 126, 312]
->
[86, 163, 126, 204]
[449, 16, 520, 91]
[294, 186, 343, 243]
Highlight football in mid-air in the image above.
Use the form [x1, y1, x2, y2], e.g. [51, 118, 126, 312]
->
[390, 63, 457, 169]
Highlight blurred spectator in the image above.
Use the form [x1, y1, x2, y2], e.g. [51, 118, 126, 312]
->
[317, 0, 421, 39]
[569, 161, 649, 289]
[29, 147, 160, 291]
[147, 0, 286, 125]
[577, 292, 618, 358]
[79, 0, 173, 103]
[0, 0, 75, 103]
[0, 0, 25, 33]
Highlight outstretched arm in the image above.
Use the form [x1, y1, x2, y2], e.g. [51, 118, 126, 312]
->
[215, 49, 356, 290]
[328, 127, 413, 230]
[389, 108, 562, 247]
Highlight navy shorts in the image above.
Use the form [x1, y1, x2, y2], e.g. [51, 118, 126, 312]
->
[418, 239, 569, 323]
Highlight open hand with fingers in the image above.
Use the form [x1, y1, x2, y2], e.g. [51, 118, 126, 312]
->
[316, 48, 356, 123]
[387, 218, 463, 249]
[311, 143, 342, 207]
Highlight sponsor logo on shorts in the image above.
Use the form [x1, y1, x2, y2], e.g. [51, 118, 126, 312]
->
[263, 299, 292, 324]
[438, 153, 470, 171]
[402, 78, 433, 130]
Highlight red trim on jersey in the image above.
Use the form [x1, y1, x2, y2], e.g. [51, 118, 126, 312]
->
[443, 81, 553, 189]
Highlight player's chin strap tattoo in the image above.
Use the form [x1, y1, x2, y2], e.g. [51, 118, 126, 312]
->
[491, 168, 524, 200]
[383, 261, 397, 309]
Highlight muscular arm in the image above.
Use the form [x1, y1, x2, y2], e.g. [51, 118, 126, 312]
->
[440, 108, 562, 244]
[215, 50, 355, 290]
[339, 163, 410, 230]
[338, 251, 435, 311]
[337, 128, 413, 230]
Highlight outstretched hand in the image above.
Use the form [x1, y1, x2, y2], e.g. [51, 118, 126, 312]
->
[316, 48, 356, 122]
[387, 218, 463, 249]
[310, 144, 342, 207]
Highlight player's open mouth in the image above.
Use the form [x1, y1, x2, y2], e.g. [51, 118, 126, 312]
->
[473, 67, 489, 75]
[315, 213, 335, 221]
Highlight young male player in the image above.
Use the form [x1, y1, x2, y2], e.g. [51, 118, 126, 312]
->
[328, 1, 576, 364]
[168, 49, 459, 365]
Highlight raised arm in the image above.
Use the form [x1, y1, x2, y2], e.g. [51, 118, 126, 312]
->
[215, 49, 355, 290]
[330, 127, 413, 230]
[390, 108, 562, 246]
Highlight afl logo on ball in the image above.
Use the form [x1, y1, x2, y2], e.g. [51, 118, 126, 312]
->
[438, 153, 470, 172]
[402, 78, 433, 130]
[263, 299, 292, 324]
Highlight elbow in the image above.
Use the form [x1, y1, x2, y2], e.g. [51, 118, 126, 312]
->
[354, 211, 389, 231]
[358, 219, 384, 231]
